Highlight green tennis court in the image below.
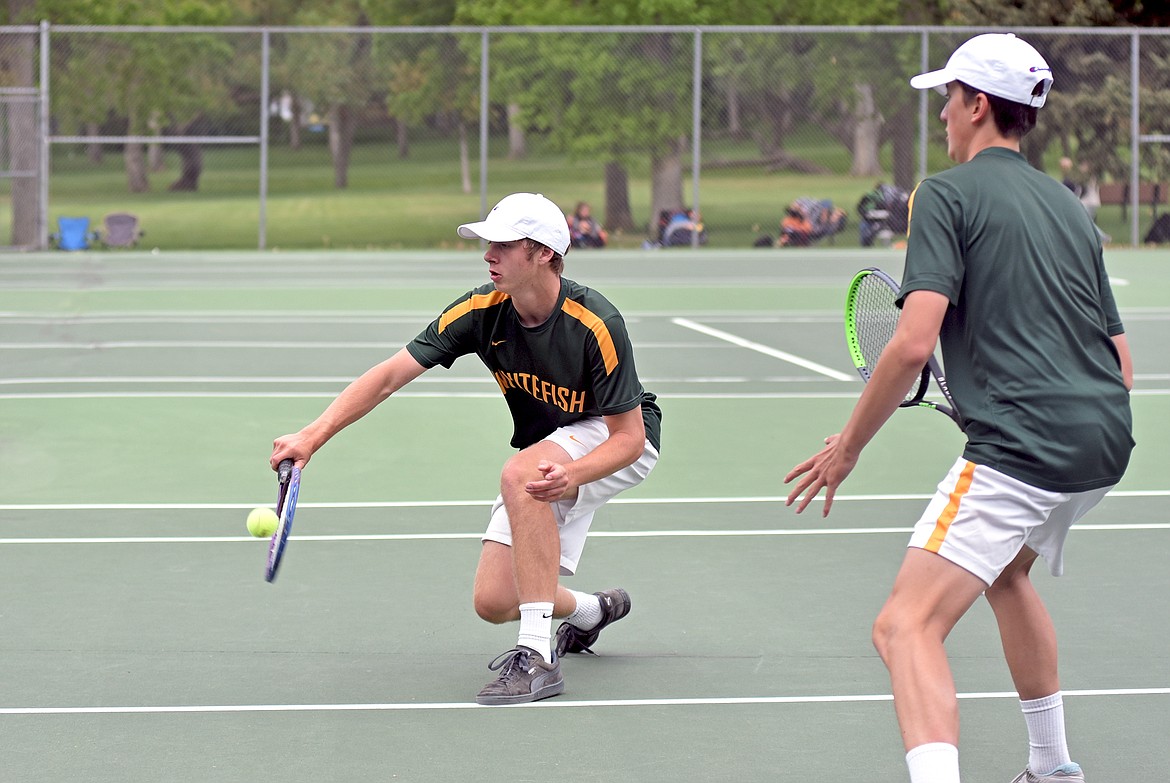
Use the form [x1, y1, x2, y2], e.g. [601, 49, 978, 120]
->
[0, 248, 1166, 781]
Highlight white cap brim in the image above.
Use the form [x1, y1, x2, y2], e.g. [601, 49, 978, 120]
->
[457, 221, 526, 243]
[910, 68, 953, 96]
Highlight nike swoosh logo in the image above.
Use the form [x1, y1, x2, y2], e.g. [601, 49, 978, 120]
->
[491, 340, 507, 346]
[568, 435, 582, 444]
[541, 613, 553, 619]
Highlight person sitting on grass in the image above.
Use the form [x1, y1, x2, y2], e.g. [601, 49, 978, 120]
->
[567, 201, 608, 249]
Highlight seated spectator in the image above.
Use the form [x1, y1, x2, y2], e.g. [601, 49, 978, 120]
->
[657, 207, 708, 247]
[567, 201, 608, 249]
[856, 183, 910, 247]
[778, 205, 815, 247]
[777, 198, 846, 247]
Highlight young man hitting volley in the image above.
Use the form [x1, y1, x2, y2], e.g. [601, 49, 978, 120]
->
[785, 34, 1133, 783]
[271, 192, 661, 705]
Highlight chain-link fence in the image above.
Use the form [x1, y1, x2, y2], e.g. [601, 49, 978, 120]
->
[1, 24, 1168, 251]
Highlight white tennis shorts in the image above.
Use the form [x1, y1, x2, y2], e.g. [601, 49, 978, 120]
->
[483, 416, 658, 575]
[908, 457, 1113, 586]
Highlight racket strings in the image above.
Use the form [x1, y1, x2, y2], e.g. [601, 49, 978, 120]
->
[850, 276, 920, 403]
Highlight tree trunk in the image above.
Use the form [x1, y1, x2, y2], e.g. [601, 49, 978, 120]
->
[396, 117, 409, 159]
[851, 83, 883, 177]
[649, 138, 685, 237]
[603, 161, 635, 232]
[288, 93, 301, 151]
[168, 144, 203, 191]
[459, 121, 472, 195]
[86, 122, 103, 164]
[124, 141, 150, 193]
[507, 102, 526, 160]
[888, 102, 917, 192]
[148, 110, 166, 172]
[328, 105, 354, 189]
[726, 80, 742, 138]
[3, 23, 38, 247]
[756, 90, 796, 158]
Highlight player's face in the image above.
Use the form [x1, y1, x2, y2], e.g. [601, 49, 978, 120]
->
[940, 82, 974, 163]
[484, 240, 542, 292]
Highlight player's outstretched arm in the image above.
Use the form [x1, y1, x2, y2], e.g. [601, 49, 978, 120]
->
[785, 290, 948, 515]
[270, 348, 427, 470]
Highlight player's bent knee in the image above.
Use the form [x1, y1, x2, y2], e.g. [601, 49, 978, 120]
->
[871, 612, 895, 663]
[499, 454, 533, 493]
[472, 588, 518, 624]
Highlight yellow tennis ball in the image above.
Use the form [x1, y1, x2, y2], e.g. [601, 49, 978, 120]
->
[246, 507, 278, 538]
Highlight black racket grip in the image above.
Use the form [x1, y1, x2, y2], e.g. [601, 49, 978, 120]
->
[277, 458, 293, 486]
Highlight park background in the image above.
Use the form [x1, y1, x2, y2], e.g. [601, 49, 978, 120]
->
[1, 1, 1169, 252]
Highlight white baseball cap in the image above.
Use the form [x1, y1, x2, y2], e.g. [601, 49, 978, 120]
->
[457, 192, 571, 255]
[910, 33, 1053, 108]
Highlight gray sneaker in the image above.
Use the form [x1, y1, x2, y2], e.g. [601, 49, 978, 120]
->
[474, 647, 563, 706]
[1010, 763, 1085, 783]
[555, 587, 631, 656]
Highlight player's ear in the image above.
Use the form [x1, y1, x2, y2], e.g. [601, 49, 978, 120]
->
[970, 92, 992, 123]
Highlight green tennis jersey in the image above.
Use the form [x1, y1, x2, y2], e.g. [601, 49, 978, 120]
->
[406, 277, 662, 451]
[900, 147, 1133, 492]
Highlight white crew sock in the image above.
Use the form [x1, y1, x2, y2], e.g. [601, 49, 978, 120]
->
[563, 590, 602, 630]
[905, 742, 960, 783]
[1020, 692, 1072, 774]
[516, 602, 554, 662]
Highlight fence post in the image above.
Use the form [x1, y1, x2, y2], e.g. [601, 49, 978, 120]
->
[479, 30, 490, 221]
[691, 28, 702, 248]
[38, 20, 50, 250]
[917, 29, 930, 184]
[258, 28, 270, 251]
[1129, 31, 1141, 247]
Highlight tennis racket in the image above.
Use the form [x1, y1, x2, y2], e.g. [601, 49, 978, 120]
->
[265, 458, 300, 582]
[845, 267, 963, 430]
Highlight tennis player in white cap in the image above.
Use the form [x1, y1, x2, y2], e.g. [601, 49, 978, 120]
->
[272, 192, 660, 705]
[785, 34, 1133, 783]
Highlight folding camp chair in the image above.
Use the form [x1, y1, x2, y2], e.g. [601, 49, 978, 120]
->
[50, 216, 99, 251]
[102, 213, 144, 248]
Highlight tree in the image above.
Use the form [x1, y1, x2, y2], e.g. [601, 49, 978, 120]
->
[35, 0, 238, 193]
[459, 0, 713, 235]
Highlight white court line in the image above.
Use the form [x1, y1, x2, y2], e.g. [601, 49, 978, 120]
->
[1, 490, 1165, 511]
[1, 687, 1166, 716]
[671, 317, 856, 381]
[2, 523, 1167, 545]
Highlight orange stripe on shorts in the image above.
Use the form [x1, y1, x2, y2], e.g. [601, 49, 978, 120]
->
[925, 461, 976, 552]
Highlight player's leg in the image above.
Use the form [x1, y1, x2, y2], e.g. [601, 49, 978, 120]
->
[472, 540, 580, 623]
[473, 440, 574, 706]
[986, 546, 1077, 780]
[872, 548, 987, 753]
[541, 419, 657, 657]
[876, 459, 1020, 782]
[986, 546, 1056, 699]
[497, 439, 576, 657]
[986, 487, 1109, 782]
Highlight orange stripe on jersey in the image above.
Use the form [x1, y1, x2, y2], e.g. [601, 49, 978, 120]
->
[560, 298, 618, 374]
[438, 290, 510, 334]
[924, 461, 976, 553]
[906, 183, 921, 239]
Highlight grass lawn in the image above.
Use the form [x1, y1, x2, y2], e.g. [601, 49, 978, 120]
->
[2, 129, 1158, 250]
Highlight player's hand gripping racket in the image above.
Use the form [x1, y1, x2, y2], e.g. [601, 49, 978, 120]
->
[265, 458, 300, 582]
[845, 267, 963, 430]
